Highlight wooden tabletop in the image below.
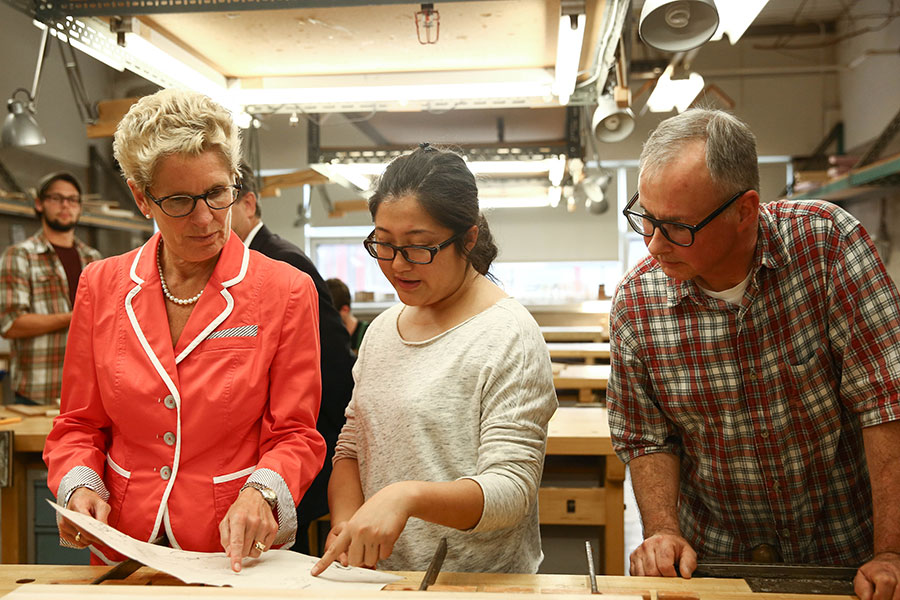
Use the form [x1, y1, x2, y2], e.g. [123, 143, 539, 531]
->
[546, 342, 610, 361]
[0, 408, 54, 453]
[0, 565, 855, 599]
[553, 364, 610, 389]
[545, 406, 613, 456]
[540, 326, 608, 343]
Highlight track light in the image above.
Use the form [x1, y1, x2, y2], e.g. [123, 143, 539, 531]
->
[592, 95, 635, 143]
[639, 0, 720, 53]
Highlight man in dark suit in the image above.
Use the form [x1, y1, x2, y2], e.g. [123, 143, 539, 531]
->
[231, 162, 355, 555]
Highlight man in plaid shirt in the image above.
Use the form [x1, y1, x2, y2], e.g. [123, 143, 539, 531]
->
[0, 172, 101, 404]
[608, 109, 900, 600]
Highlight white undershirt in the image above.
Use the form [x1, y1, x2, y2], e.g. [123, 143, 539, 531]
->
[699, 269, 753, 305]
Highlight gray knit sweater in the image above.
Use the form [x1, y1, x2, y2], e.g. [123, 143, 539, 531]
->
[334, 297, 557, 573]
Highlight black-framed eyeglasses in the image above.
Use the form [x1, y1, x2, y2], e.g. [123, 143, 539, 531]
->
[41, 193, 82, 206]
[145, 184, 242, 218]
[623, 189, 749, 247]
[363, 230, 464, 265]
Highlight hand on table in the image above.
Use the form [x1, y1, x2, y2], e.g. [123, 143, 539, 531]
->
[311, 482, 412, 576]
[59, 487, 110, 548]
[854, 551, 900, 600]
[219, 487, 278, 573]
[629, 530, 697, 578]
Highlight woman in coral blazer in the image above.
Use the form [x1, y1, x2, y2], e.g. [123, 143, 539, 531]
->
[43, 89, 325, 571]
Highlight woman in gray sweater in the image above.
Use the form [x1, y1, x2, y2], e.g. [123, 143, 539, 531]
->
[311, 144, 557, 575]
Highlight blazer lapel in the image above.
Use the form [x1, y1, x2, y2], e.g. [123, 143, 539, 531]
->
[124, 234, 180, 395]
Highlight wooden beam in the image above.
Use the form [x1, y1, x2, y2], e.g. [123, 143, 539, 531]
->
[85, 97, 140, 138]
[259, 169, 329, 198]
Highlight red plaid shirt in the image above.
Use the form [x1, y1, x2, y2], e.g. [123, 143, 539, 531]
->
[608, 200, 900, 564]
[0, 231, 101, 403]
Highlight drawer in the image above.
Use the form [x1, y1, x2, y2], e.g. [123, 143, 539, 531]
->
[539, 487, 606, 526]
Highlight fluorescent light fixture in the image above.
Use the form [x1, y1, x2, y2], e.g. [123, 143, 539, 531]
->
[233, 69, 554, 108]
[710, 0, 769, 45]
[554, 12, 587, 105]
[313, 156, 567, 193]
[645, 65, 705, 113]
[124, 32, 226, 100]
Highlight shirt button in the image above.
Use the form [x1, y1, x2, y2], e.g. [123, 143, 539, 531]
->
[749, 370, 758, 380]
[760, 429, 770, 439]
[160, 466, 172, 480]
[163, 432, 175, 446]
[772, 480, 780, 491]
[163, 395, 176, 409]
[781, 528, 790, 537]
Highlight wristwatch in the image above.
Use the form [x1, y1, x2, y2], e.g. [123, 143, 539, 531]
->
[242, 481, 277, 511]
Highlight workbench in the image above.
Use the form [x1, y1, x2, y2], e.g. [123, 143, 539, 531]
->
[1, 407, 626, 575]
[0, 565, 857, 599]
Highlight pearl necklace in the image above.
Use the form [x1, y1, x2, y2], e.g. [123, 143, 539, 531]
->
[157, 245, 203, 306]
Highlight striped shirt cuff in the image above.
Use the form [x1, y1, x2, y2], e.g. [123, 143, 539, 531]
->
[243, 468, 297, 547]
[57, 466, 109, 548]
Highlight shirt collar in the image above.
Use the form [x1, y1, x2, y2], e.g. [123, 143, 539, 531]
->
[243, 221, 264, 248]
[665, 203, 792, 307]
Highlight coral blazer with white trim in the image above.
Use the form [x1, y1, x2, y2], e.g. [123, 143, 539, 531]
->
[44, 232, 325, 560]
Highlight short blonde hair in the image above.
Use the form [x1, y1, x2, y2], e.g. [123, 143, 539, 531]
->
[113, 89, 241, 190]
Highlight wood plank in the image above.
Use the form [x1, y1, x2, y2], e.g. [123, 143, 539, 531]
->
[540, 326, 608, 343]
[85, 97, 140, 139]
[545, 406, 614, 456]
[546, 342, 611, 363]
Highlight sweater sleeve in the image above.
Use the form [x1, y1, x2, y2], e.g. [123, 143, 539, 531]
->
[464, 309, 557, 533]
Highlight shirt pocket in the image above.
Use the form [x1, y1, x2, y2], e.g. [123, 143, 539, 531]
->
[211, 466, 255, 524]
[31, 273, 68, 312]
[104, 453, 132, 530]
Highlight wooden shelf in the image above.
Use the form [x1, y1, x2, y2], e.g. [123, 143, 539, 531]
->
[790, 152, 900, 201]
[0, 199, 153, 234]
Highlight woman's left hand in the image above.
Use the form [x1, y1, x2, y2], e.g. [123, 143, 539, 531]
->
[311, 482, 413, 576]
[219, 487, 278, 572]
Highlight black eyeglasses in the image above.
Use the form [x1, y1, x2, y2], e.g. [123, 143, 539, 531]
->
[145, 184, 242, 218]
[364, 230, 464, 265]
[42, 193, 82, 206]
[623, 189, 749, 247]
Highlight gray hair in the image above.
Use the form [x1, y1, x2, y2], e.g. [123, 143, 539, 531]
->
[113, 89, 241, 190]
[639, 109, 759, 196]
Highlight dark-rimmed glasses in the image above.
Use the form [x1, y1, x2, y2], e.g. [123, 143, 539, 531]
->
[42, 193, 82, 206]
[145, 184, 242, 218]
[623, 189, 749, 247]
[364, 230, 464, 265]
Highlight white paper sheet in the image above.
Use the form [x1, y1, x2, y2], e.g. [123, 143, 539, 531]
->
[49, 501, 401, 590]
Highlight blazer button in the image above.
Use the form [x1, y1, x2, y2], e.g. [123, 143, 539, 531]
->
[163, 395, 176, 409]
[160, 466, 172, 480]
[163, 432, 176, 446]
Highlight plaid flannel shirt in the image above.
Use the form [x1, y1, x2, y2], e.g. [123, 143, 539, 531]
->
[608, 200, 900, 565]
[0, 230, 101, 403]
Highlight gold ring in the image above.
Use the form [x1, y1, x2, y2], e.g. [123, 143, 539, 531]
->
[75, 531, 82, 544]
[253, 540, 266, 553]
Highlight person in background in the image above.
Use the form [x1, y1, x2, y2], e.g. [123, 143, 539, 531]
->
[0, 172, 101, 405]
[607, 108, 900, 600]
[43, 89, 325, 572]
[325, 277, 369, 353]
[311, 144, 557, 575]
[230, 161, 355, 555]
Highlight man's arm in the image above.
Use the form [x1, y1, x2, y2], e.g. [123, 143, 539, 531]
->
[854, 420, 900, 600]
[629, 452, 698, 578]
[2, 312, 71, 338]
